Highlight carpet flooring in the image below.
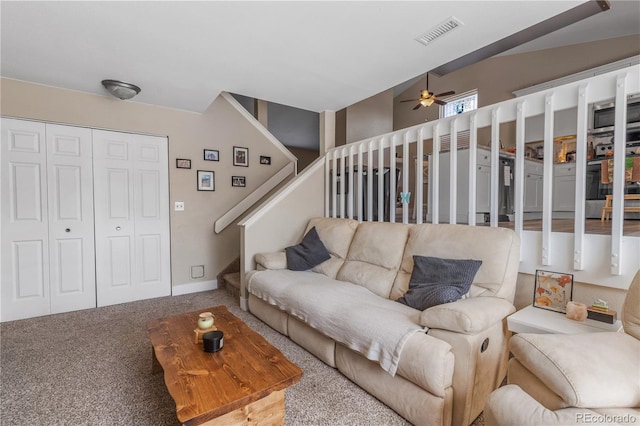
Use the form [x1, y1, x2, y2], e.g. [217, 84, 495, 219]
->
[0, 289, 484, 425]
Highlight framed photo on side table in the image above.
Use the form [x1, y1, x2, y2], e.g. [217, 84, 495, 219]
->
[533, 269, 573, 313]
[197, 170, 215, 191]
[233, 146, 249, 167]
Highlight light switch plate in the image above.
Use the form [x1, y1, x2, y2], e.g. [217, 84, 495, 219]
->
[175, 201, 185, 211]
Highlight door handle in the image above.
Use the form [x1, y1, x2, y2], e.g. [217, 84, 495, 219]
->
[65, 228, 70, 233]
[116, 226, 121, 231]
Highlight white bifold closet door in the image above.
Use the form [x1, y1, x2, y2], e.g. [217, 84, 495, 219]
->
[1, 119, 96, 321]
[92, 129, 170, 306]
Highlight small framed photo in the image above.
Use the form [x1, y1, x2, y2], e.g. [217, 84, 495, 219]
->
[233, 146, 249, 167]
[197, 170, 215, 191]
[260, 155, 271, 165]
[204, 149, 219, 161]
[176, 158, 191, 169]
[231, 176, 246, 187]
[533, 270, 574, 313]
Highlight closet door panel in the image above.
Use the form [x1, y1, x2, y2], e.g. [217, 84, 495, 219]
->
[93, 130, 136, 306]
[133, 135, 170, 299]
[1, 118, 50, 321]
[93, 130, 169, 306]
[46, 124, 95, 314]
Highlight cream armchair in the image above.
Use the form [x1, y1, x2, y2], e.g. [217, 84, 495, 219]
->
[485, 269, 640, 426]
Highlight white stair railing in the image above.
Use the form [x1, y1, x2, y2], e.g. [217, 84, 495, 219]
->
[324, 64, 640, 288]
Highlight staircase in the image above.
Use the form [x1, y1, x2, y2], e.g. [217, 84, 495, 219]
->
[216, 257, 241, 302]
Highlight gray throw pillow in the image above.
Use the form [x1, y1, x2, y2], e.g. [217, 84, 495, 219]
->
[396, 255, 482, 311]
[285, 227, 331, 271]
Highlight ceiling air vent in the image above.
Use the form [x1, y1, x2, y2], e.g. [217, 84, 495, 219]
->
[415, 17, 463, 46]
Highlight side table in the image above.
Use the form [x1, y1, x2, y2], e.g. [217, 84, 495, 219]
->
[507, 305, 623, 334]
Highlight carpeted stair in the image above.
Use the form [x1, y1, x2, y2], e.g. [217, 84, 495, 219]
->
[216, 257, 241, 301]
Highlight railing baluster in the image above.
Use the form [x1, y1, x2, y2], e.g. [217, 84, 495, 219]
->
[468, 113, 478, 226]
[431, 124, 440, 224]
[378, 137, 385, 222]
[340, 148, 347, 218]
[368, 141, 374, 222]
[402, 132, 410, 224]
[416, 127, 424, 224]
[514, 101, 526, 258]
[449, 119, 458, 224]
[390, 135, 397, 223]
[611, 74, 628, 275]
[542, 93, 555, 266]
[357, 143, 364, 222]
[490, 108, 500, 227]
[574, 84, 588, 270]
[325, 153, 330, 217]
[332, 152, 338, 218]
[348, 145, 354, 219]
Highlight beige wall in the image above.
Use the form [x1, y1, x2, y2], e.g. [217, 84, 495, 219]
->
[346, 89, 393, 144]
[1, 78, 293, 290]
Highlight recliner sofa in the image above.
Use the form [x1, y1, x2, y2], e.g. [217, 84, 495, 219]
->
[246, 217, 521, 425]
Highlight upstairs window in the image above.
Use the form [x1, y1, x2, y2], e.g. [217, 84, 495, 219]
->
[440, 90, 478, 118]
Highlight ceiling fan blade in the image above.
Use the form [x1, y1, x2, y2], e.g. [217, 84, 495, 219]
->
[434, 99, 447, 106]
[400, 99, 419, 103]
[434, 91, 455, 98]
[412, 104, 421, 110]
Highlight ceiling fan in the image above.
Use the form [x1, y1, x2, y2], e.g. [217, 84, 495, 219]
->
[400, 73, 455, 110]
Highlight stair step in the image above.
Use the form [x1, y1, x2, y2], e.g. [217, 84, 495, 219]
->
[223, 272, 241, 290]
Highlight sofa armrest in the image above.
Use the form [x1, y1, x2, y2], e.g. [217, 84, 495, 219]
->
[485, 385, 591, 426]
[510, 332, 640, 408]
[419, 297, 515, 334]
[255, 252, 287, 270]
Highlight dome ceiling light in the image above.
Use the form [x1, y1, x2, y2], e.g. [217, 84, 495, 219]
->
[101, 79, 141, 100]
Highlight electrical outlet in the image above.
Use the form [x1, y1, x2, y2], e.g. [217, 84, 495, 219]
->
[175, 201, 185, 211]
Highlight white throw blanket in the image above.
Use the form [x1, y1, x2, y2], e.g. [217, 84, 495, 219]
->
[248, 269, 425, 376]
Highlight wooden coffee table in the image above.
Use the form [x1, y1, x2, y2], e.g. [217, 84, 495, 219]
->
[147, 305, 302, 426]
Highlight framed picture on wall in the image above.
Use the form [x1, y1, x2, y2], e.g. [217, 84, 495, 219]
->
[176, 158, 191, 169]
[260, 155, 271, 165]
[231, 176, 246, 187]
[533, 269, 573, 313]
[204, 149, 219, 161]
[233, 146, 249, 167]
[197, 170, 215, 191]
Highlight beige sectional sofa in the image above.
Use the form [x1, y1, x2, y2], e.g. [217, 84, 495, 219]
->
[246, 217, 520, 426]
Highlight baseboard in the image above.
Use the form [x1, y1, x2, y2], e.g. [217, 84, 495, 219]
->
[172, 280, 218, 296]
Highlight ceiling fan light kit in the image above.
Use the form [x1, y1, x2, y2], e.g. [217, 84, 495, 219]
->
[101, 79, 141, 100]
[400, 73, 455, 110]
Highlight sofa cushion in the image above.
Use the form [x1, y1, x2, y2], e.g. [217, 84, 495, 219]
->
[510, 332, 640, 408]
[390, 223, 519, 301]
[285, 226, 331, 271]
[397, 256, 481, 311]
[306, 217, 359, 278]
[336, 222, 410, 298]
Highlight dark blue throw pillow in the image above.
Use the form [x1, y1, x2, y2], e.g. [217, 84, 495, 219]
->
[396, 255, 482, 311]
[285, 227, 331, 271]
